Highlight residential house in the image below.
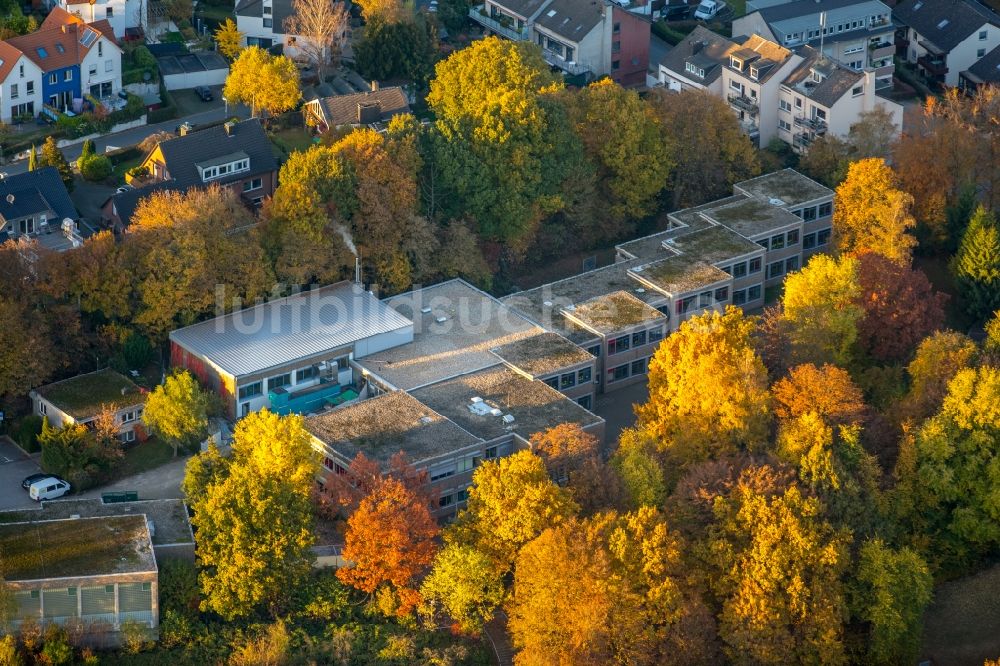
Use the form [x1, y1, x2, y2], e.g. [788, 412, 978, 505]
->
[733, 0, 895, 89]
[102, 119, 279, 227]
[469, 0, 651, 86]
[6, 8, 121, 112]
[960, 42, 1000, 91]
[894, 0, 1000, 88]
[0, 166, 83, 251]
[302, 85, 411, 133]
[658, 29, 902, 149]
[30, 368, 148, 444]
[60, 0, 145, 43]
[0, 41, 45, 123]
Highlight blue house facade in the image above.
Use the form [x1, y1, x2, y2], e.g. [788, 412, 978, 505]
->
[41, 64, 80, 112]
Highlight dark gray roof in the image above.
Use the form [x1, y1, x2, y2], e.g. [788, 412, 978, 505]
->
[533, 0, 604, 42]
[236, 0, 293, 32]
[108, 181, 183, 227]
[0, 166, 77, 223]
[894, 0, 1000, 53]
[490, 0, 551, 19]
[659, 25, 735, 83]
[964, 42, 1000, 82]
[156, 119, 277, 190]
[783, 46, 864, 107]
[758, 0, 886, 22]
[307, 87, 410, 128]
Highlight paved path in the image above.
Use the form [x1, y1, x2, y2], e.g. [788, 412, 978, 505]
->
[484, 609, 514, 666]
[77, 454, 190, 502]
[0, 435, 41, 511]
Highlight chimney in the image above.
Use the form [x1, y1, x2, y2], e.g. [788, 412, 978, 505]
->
[62, 24, 69, 33]
[179, 122, 192, 136]
[370, 80, 379, 91]
[224, 120, 236, 136]
[357, 101, 381, 125]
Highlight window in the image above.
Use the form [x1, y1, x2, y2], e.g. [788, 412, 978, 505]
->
[238, 382, 262, 400]
[613, 21, 620, 32]
[439, 494, 454, 508]
[748, 284, 762, 301]
[578, 367, 592, 384]
[732, 261, 747, 278]
[749, 257, 762, 274]
[612, 40, 621, 53]
[296, 366, 317, 382]
[485, 446, 498, 459]
[715, 286, 729, 302]
[685, 61, 706, 78]
[64, 70, 72, 81]
[768, 260, 784, 279]
[457, 457, 474, 473]
[817, 228, 832, 245]
[105, 60, 113, 72]
[122, 409, 140, 423]
[18, 63, 23, 77]
[608, 334, 630, 355]
[631, 358, 646, 376]
[785, 256, 799, 273]
[457, 489, 468, 502]
[263, 17, 273, 27]
[26, 81, 33, 94]
[795, 96, 803, 109]
[722, 264, 732, 275]
[675, 295, 697, 315]
[243, 178, 263, 192]
[10, 84, 16, 99]
[779, 119, 791, 131]
[803, 232, 817, 250]
[430, 465, 455, 481]
[818, 202, 832, 217]
[648, 326, 664, 343]
[758, 237, 769, 250]
[770, 233, 785, 250]
[852, 85, 863, 96]
[544, 376, 559, 390]
[611, 59, 620, 71]
[323, 457, 334, 470]
[587, 344, 601, 357]
[263, 4, 272, 13]
[843, 44, 863, 55]
[732, 289, 747, 306]
[48, 73, 56, 84]
[38, 402, 47, 415]
[981, 30, 989, 40]
[699, 290, 713, 307]
[89, 64, 97, 76]
[268, 373, 291, 390]
[105, 6, 112, 17]
[979, 48, 987, 58]
[786, 229, 799, 245]
[632, 330, 647, 347]
[730, 79, 743, 93]
[560, 372, 576, 389]
[802, 206, 817, 221]
[336, 356, 350, 370]
[577, 395, 592, 410]
[119, 430, 136, 443]
[608, 364, 629, 383]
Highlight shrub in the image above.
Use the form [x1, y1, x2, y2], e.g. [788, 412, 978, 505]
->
[132, 45, 157, 70]
[0, 635, 22, 666]
[127, 165, 149, 180]
[79, 154, 113, 181]
[14, 415, 43, 453]
[120, 619, 151, 654]
[40, 624, 73, 665]
[159, 559, 201, 618]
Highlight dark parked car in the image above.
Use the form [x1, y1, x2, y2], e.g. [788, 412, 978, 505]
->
[194, 86, 214, 101]
[663, 3, 691, 19]
[21, 473, 52, 490]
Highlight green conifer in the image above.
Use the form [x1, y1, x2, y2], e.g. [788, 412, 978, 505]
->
[953, 205, 1000, 322]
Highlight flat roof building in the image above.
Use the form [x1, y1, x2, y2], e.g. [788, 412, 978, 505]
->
[30, 368, 149, 445]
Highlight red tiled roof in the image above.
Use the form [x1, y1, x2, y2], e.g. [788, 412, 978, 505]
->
[7, 9, 117, 71]
[0, 41, 24, 84]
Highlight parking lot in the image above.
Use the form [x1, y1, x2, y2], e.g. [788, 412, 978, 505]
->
[0, 436, 42, 511]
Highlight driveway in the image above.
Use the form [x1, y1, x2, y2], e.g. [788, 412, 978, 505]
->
[0, 436, 42, 511]
[77, 455, 189, 502]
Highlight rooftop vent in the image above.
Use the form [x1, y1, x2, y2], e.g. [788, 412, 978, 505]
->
[502, 414, 515, 424]
[768, 197, 786, 206]
[543, 300, 553, 307]
[489, 407, 502, 417]
[435, 315, 448, 323]
[635, 287, 646, 294]
[420, 306, 432, 314]
[471, 396, 483, 403]
[5, 194, 12, 204]
[419, 415, 433, 425]
[937, 19, 948, 29]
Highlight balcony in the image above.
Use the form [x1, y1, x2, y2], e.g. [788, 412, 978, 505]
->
[793, 133, 814, 149]
[468, 5, 529, 41]
[793, 115, 827, 133]
[869, 42, 895, 60]
[918, 54, 948, 78]
[728, 93, 759, 115]
[541, 49, 590, 76]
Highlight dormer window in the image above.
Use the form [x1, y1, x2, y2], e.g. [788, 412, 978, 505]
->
[197, 153, 251, 182]
[812, 71, 823, 83]
[730, 56, 742, 71]
[749, 66, 759, 79]
[685, 61, 705, 78]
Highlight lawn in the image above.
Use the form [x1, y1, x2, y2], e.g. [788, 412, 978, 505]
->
[921, 563, 1000, 665]
[726, 0, 746, 18]
[113, 152, 145, 185]
[120, 437, 178, 478]
[270, 127, 317, 156]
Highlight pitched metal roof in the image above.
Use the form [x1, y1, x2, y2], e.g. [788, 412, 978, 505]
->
[154, 119, 278, 189]
[894, 0, 1000, 52]
[169, 282, 414, 378]
[306, 87, 410, 128]
[0, 166, 78, 224]
[757, 0, 889, 23]
[534, 0, 605, 42]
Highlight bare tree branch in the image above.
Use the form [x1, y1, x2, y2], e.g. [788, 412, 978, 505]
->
[283, 0, 350, 82]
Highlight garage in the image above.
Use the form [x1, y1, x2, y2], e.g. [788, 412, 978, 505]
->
[157, 52, 230, 91]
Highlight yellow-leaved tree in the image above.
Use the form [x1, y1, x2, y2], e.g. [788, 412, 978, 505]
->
[214, 18, 244, 61]
[832, 158, 917, 265]
[223, 46, 301, 118]
[635, 306, 771, 466]
[191, 410, 317, 620]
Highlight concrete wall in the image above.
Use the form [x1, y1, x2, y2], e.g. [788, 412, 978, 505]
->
[162, 68, 228, 91]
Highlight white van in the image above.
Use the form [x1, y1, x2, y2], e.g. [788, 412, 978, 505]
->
[29, 477, 71, 501]
[694, 0, 724, 19]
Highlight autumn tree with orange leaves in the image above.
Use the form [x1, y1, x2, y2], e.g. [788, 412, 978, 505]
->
[337, 476, 438, 617]
[832, 158, 917, 265]
[772, 363, 867, 427]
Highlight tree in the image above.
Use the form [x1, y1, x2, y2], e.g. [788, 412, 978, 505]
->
[223, 46, 301, 118]
[354, 16, 436, 85]
[164, 0, 192, 24]
[781, 254, 863, 367]
[897, 331, 978, 427]
[420, 544, 504, 634]
[80, 138, 95, 160]
[337, 476, 439, 617]
[852, 539, 933, 665]
[283, 0, 349, 81]
[772, 363, 867, 427]
[143, 370, 211, 457]
[182, 440, 229, 505]
[0, 576, 16, 633]
[193, 410, 317, 619]
[560, 79, 672, 223]
[832, 158, 916, 264]
[613, 428, 668, 509]
[214, 18, 244, 61]
[800, 108, 898, 188]
[952, 205, 1000, 323]
[635, 307, 771, 465]
[707, 475, 850, 664]
[530, 422, 623, 514]
[354, 0, 408, 22]
[27, 144, 37, 171]
[39, 136, 73, 191]
[78, 153, 112, 181]
[448, 450, 577, 574]
[649, 88, 760, 208]
[0, 296, 56, 402]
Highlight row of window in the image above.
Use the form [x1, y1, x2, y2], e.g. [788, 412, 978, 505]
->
[789, 201, 833, 221]
[607, 357, 649, 384]
[781, 15, 888, 46]
[607, 326, 664, 356]
[439, 488, 468, 508]
[243, 177, 263, 192]
[731, 284, 763, 306]
[676, 286, 730, 316]
[544, 366, 593, 391]
[201, 158, 250, 182]
[237, 357, 349, 400]
[9, 82, 34, 99]
[86, 60, 115, 78]
[758, 228, 800, 251]
[722, 256, 762, 278]
[803, 227, 832, 250]
[767, 256, 800, 280]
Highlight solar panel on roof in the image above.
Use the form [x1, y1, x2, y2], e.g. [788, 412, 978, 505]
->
[80, 29, 97, 47]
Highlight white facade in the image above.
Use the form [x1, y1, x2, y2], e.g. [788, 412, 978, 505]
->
[0, 55, 44, 123]
[80, 34, 122, 99]
[904, 23, 1000, 87]
[720, 50, 801, 145]
[62, 0, 144, 40]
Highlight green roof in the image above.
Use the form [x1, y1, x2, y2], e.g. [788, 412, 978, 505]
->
[703, 198, 802, 239]
[33, 369, 146, 420]
[672, 226, 763, 263]
[491, 332, 595, 377]
[563, 291, 666, 335]
[632, 256, 730, 296]
[735, 169, 833, 207]
[0, 515, 155, 581]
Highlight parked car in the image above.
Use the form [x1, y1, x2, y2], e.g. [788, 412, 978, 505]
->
[116, 184, 133, 194]
[663, 2, 691, 19]
[21, 473, 50, 490]
[194, 86, 213, 102]
[694, 0, 724, 19]
[28, 476, 71, 501]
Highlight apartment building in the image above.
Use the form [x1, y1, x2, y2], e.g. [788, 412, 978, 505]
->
[734, 0, 895, 89]
[658, 29, 902, 150]
[469, 0, 650, 86]
[894, 0, 1000, 88]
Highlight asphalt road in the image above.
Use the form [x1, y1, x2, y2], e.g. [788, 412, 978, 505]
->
[0, 436, 42, 511]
